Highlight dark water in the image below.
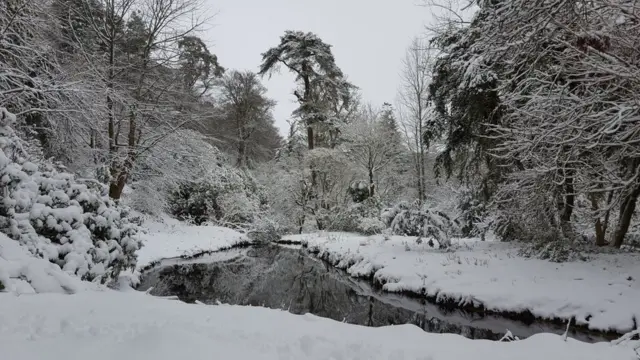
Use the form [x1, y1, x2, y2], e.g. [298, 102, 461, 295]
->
[137, 245, 612, 342]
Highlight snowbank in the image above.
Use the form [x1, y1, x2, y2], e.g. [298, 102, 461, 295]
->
[136, 216, 251, 269]
[0, 289, 637, 360]
[283, 232, 640, 333]
[0, 233, 96, 294]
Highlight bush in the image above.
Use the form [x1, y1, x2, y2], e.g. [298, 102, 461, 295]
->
[247, 217, 283, 243]
[0, 108, 142, 283]
[456, 188, 489, 237]
[348, 180, 371, 203]
[357, 217, 385, 235]
[382, 201, 457, 247]
[168, 166, 267, 228]
[327, 197, 383, 234]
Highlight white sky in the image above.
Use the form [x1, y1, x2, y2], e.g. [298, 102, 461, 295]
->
[203, 0, 431, 136]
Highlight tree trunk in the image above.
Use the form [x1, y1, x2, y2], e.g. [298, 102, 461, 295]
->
[109, 172, 127, 200]
[237, 137, 246, 167]
[368, 168, 375, 196]
[419, 145, 426, 202]
[559, 175, 575, 238]
[560, 177, 574, 223]
[307, 125, 314, 150]
[602, 190, 613, 237]
[109, 109, 137, 200]
[613, 184, 640, 248]
[590, 194, 607, 246]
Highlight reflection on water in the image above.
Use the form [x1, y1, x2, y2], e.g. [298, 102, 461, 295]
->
[138, 245, 610, 342]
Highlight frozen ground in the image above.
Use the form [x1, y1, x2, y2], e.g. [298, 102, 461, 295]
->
[282, 232, 640, 333]
[136, 216, 250, 269]
[1, 289, 639, 360]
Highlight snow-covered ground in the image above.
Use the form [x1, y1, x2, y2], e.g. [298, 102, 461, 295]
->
[1, 289, 639, 360]
[136, 216, 250, 269]
[0, 233, 97, 295]
[282, 232, 640, 333]
[2, 220, 640, 359]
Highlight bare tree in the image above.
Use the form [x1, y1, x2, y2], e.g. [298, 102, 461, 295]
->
[397, 38, 436, 203]
[79, 0, 215, 199]
[342, 105, 402, 197]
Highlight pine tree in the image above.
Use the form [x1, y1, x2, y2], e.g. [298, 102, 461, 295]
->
[258, 31, 354, 152]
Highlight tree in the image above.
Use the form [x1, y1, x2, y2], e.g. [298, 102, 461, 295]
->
[258, 31, 354, 152]
[397, 38, 441, 203]
[258, 31, 355, 230]
[342, 105, 402, 197]
[216, 70, 277, 168]
[178, 36, 224, 95]
[76, 0, 217, 199]
[428, 0, 640, 248]
[1, 0, 101, 163]
[379, 102, 402, 148]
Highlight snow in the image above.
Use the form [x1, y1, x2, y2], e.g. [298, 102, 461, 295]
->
[135, 215, 251, 269]
[1, 289, 638, 360]
[0, 233, 96, 295]
[282, 232, 640, 333]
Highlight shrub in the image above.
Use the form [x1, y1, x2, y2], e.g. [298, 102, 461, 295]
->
[383, 201, 457, 247]
[348, 180, 371, 203]
[247, 217, 283, 243]
[456, 188, 488, 237]
[357, 217, 385, 235]
[327, 197, 383, 234]
[168, 166, 267, 228]
[0, 108, 142, 283]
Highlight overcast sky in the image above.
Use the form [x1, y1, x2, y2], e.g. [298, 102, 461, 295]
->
[204, 0, 431, 136]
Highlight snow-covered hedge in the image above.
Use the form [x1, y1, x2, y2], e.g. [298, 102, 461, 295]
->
[382, 201, 457, 246]
[0, 108, 142, 284]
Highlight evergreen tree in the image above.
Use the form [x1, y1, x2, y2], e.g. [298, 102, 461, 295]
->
[258, 31, 354, 152]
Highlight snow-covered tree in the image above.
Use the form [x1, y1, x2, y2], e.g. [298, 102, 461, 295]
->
[258, 31, 354, 152]
[215, 71, 278, 168]
[341, 105, 403, 197]
[428, 0, 640, 248]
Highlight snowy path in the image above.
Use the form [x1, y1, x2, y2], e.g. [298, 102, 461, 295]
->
[1, 290, 638, 360]
[282, 232, 640, 333]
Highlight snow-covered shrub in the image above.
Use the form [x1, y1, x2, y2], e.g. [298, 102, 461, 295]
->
[357, 217, 385, 235]
[168, 166, 267, 228]
[383, 201, 457, 246]
[455, 187, 491, 239]
[0, 108, 142, 283]
[327, 197, 383, 235]
[348, 180, 371, 203]
[248, 217, 283, 243]
[519, 240, 588, 263]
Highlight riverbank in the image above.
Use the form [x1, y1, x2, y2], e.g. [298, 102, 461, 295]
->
[125, 216, 252, 284]
[281, 232, 640, 335]
[137, 244, 619, 342]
